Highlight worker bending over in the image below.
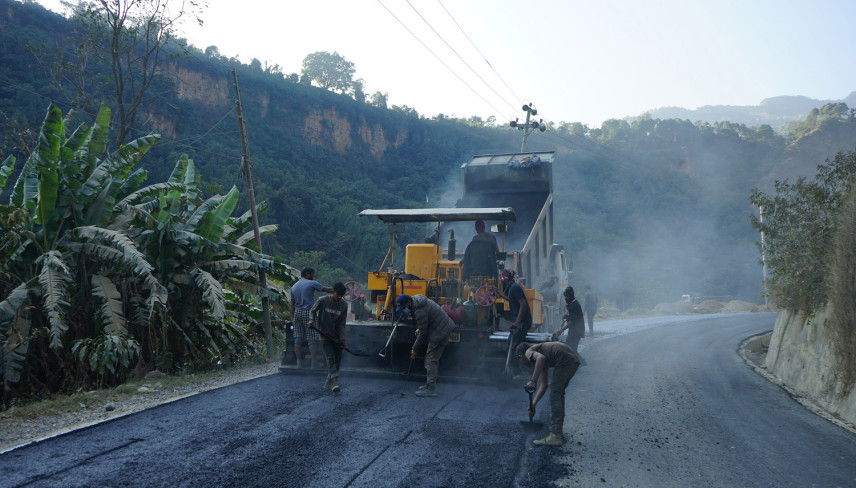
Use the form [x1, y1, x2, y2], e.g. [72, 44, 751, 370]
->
[396, 293, 456, 397]
[517, 341, 581, 446]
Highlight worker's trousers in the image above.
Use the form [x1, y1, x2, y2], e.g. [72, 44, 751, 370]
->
[586, 311, 596, 334]
[424, 336, 450, 388]
[321, 338, 343, 381]
[549, 361, 579, 435]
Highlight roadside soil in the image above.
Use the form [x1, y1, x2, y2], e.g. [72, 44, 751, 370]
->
[1, 361, 281, 453]
[739, 331, 856, 435]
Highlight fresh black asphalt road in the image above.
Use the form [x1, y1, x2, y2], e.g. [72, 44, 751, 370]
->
[2, 312, 855, 487]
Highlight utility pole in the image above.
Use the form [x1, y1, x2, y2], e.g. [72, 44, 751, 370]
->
[510, 103, 546, 152]
[759, 205, 769, 307]
[232, 69, 275, 360]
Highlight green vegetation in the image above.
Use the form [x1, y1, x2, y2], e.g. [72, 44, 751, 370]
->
[750, 150, 856, 310]
[0, 104, 297, 404]
[829, 178, 856, 394]
[2, 0, 856, 406]
[301, 51, 356, 94]
[751, 149, 856, 398]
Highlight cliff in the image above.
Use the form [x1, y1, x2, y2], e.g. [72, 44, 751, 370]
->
[765, 307, 856, 426]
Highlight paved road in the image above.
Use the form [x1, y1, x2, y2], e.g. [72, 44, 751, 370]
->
[2, 313, 855, 487]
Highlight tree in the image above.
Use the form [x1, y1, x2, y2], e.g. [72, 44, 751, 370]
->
[35, 0, 205, 146]
[300, 51, 355, 94]
[750, 150, 856, 310]
[370, 91, 388, 109]
[352, 78, 366, 104]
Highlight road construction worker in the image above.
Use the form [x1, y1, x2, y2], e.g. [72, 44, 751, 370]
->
[471, 220, 499, 253]
[553, 286, 585, 355]
[308, 282, 348, 393]
[517, 341, 581, 446]
[396, 293, 455, 397]
[583, 285, 599, 335]
[461, 220, 499, 280]
[290, 267, 333, 368]
[500, 269, 531, 367]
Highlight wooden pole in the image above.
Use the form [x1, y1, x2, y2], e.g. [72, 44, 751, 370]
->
[232, 69, 274, 360]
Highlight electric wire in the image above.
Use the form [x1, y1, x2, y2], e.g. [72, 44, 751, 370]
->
[435, 0, 524, 107]
[376, 0, 512, 122]
[404, 0, 520, 117]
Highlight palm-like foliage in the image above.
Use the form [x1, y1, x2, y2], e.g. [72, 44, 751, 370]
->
[115, 156, 299, 368]
[1, 104, 297, 401]
[1, 104, 163, 396]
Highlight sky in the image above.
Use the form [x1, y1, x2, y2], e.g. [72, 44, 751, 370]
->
[35, 0, 856, 128]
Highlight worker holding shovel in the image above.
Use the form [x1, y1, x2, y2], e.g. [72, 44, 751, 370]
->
[516, 341, 581, 446]
[309, 282, 349, 393]
[397, 294, 455, 397]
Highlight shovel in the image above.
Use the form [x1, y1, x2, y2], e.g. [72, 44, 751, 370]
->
[308, 325, 373, 356]
[520, 384, 544, 431]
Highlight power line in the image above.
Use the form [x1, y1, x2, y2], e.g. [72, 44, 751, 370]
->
[435, 0, 524, 108]
[404, 0, 520, 116]
[376, 0, 513, 122]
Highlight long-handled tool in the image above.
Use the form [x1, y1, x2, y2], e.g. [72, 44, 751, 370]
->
[551, 318, 568, 342]
[520, 384, 544, 431]
[400, 355, 415, 397]
[378, 314, 404, 359]
[503, 331, 516, 374]
[308, 325, 372, 356]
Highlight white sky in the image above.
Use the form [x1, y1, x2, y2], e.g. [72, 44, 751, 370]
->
[35, 0, 856, 127]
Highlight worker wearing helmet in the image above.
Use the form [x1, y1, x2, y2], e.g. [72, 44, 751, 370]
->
[396, 293, 455, 397]
[517, 341, 581, 446]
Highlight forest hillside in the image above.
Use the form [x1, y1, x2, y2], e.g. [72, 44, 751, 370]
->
[3, 0, 856, 308]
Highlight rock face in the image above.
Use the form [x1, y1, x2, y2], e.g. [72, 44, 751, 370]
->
[170, 66, 406, 160]
[765, 307, 856, 426]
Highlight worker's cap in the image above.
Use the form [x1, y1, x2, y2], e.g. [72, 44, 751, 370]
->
[395, 294, 412, 312]
[515, 342, 532, 358]
[564, 286, 574, 298]
[475, 220, 485, 232]
[501, 269, 516, 281]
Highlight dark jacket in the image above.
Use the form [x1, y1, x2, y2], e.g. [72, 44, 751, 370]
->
[566, 298, 585, 339]
[411, 294, 455, 351]
[309, 295, 348, 342]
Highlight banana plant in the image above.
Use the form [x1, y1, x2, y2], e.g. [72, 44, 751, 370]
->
[114, 156, 299, 367]
[0, 104, 165, 394]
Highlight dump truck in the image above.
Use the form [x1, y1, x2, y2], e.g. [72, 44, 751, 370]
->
[281, 151, 570, 379]
[456, 151, 570, 328]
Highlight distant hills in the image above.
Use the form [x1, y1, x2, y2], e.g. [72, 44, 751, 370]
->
[647, 92, 856, 130]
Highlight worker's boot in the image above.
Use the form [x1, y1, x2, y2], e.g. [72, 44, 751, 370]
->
[415, 385, 436, 397]
[323, 379, 333, 390]
[533, 433, 563, 446]
[331, 379, 341, 393]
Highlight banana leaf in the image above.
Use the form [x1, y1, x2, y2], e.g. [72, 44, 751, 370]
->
[0, 155, 15, 190]
[196, 186, 238, 243]
[91, 275, 127, 336]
